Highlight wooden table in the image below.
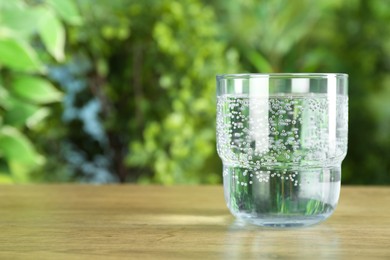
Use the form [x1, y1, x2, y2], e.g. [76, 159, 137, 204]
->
[0, 185, 389, 259]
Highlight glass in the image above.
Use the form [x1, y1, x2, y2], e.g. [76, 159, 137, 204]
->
[216, 73, 348, 227]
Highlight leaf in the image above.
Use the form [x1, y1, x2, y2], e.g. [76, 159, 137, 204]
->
[46, 0, 82, 25]
[0, 38, 43, 72]
[11, 76, 63, 104]
[39, 10, 65, 61]
[244, 49, 273, 72]
[26, 108, 51, 129]
[0, 126, 43, 165]
[3, 98, 40, 127]
[8, 160, 33, 182]
[0, 84, 11, 109]
[0, 2, 43, 38]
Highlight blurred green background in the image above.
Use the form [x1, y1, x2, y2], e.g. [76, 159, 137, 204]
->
[0, 0, 389, 184]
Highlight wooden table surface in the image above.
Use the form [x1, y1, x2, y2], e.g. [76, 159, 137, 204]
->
[0, 185, 389, 259]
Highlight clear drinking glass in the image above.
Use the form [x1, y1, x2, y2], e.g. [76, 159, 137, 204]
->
[216, 73, 348, 227]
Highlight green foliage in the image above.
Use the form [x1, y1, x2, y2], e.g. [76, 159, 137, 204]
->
[0, 38, 43, 72]
[39, 10, 66, 62]
[126, 0, 239, 184]
[46, 0, 83, 25]
[212, 0, 338, 72]
[11, 76, 63, 104]
[329, 0, 390, 184]
[0, 126, 43, 165]
[64, 0, 239, 183]
[1, 0, 389, 184]
[0, 0, 80, 183]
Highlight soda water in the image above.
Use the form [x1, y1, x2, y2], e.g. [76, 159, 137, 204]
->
[217, 94, 348, 226]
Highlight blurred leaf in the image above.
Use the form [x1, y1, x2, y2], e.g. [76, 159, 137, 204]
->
[26, 108, 51, 129]
[46, 0, 82, 25]
[0, 38, 43, 72]
[0, 84, 11, 109]
[0, 126, 42, 165]
[0, 2, 43, 38]
[127, 142, 150, 167]
[39, 10, 65, 61]
[3, 98, 40, 127]
[11, 76, 63, 104]
[367, 78, 390, 144]
[8, 160, 33, 183]
[244, 49, 273, 72]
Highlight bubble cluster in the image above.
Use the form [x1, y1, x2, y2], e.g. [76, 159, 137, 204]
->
[217, 94, 348, 186]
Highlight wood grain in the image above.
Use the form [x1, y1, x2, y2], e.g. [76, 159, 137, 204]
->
[0, 185, 389, 259]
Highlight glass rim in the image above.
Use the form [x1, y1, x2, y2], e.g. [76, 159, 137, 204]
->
[216, 73, 348, 80]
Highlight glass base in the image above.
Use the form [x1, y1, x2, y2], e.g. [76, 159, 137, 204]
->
[235, 213, 331, 228]
[223, 164, 341, 227]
